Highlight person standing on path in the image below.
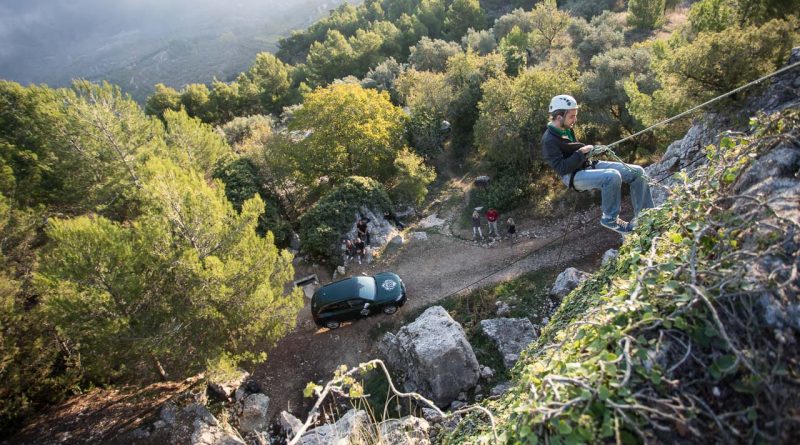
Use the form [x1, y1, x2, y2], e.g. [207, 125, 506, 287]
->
[472, 210, 484, 241]
[541, 94, 654, 234]
[486, 208, 499, 237]
[506, 217, 516, 243]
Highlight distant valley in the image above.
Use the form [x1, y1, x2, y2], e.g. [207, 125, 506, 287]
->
[0, 0, 356, 102]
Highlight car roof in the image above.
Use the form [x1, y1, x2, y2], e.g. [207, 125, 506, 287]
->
[314, 276, 376, 305]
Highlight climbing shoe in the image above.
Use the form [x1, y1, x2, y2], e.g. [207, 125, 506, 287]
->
[600, 217, 633, 234]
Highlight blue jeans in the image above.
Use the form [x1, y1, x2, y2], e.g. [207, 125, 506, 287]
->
[562, 161, 654, 222]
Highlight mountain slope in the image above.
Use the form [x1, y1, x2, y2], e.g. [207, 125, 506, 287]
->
[447, 50, 800, 444]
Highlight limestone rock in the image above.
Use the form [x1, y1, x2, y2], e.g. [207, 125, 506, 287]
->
[378, 416, 431, 445]
[280, 411, 304, 440]
[378, 306, 480, 408]
[490, 381, 513, 397]
[238, 393, 269, 433]
[480, 318, 537, 369]
[409, 231, 429, 241]
[602, 249, 619, 266]
[298, 409, 369, 445]
[208, 370, 249, 401]
[550, 267, 591, 300]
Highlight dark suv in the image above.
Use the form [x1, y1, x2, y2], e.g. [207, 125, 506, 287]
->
[311, 272, 407, 329]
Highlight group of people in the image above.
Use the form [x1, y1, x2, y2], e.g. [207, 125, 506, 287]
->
[471, 208, 516, 242]
[342, 212, 406, 265]
[342, 217, 371, 265]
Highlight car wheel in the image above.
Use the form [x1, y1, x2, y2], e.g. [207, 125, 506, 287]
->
[383, 305, 398, 315]
[325, 320, 341, 330]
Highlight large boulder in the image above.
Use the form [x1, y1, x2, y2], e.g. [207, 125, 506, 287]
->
[298, 409, 370, 445]
[480, 318, 537, 369]
[378, 306, 480, 408]
[550, 268, 591, 300]
[345, 207, 400, 249]
[378, 416, 430, 445]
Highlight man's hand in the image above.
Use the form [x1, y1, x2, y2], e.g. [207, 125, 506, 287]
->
[579, 145, 593, 154]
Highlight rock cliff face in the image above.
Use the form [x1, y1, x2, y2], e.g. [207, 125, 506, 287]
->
[646, 48, 800, 207]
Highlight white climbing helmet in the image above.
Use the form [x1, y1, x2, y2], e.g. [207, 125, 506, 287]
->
[548, 94, 579, 113]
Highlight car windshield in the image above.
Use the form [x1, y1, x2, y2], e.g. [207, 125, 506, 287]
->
[355, 276, 376, 300]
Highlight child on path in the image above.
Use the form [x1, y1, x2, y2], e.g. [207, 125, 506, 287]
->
[472, 210, 484, 241]
[507, 217, 516, 243]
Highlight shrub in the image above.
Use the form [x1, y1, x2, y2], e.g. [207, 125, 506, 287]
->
[297, 176, 392, 262]
[627, 0, 666, 30]
[469, 173, 529, 213]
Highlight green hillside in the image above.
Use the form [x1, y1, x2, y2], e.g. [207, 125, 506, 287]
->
[1, 0, 799, 441]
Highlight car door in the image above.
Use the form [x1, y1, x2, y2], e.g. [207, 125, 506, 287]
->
[319, 301, 351, 322]
[347, 298, 372, 317]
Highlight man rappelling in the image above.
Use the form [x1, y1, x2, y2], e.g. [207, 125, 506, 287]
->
[541, 94, 654, 234]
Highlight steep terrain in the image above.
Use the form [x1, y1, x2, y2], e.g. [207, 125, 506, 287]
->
[445, 49, 800, 444]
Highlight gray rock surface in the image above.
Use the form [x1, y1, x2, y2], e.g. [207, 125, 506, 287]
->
[480, 318, 537, 369]
[602, 249, 619, 266]
[389, 235, 404, 246]
[550, 267, 591, 300]
[490, 381, 513, 397]
[378, 416, 431, 445]
[378, 306, 480, 408]
[344, 207, 400, 251]
[408, 231, 429, 241]
[298, 409, 369, 445]
[238, 393, 269, 433]
[208, 370, 249, 401]
[495, 300, 511, 317]
[280, 411, 304, 440]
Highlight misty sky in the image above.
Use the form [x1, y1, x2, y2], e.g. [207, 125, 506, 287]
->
[0, 0, 338, 84]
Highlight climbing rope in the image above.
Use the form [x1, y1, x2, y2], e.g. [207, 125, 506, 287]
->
[583, 59, 800, 185]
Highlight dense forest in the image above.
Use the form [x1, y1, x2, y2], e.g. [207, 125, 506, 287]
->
[1, 0, 798, 438]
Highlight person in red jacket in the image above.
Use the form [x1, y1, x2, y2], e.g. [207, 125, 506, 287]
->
[486, 208, 499, 237]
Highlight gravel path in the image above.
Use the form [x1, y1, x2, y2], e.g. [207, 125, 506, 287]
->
[252, 209, 621, 423]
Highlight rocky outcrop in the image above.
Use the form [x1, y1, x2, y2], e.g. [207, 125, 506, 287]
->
[378, 416, 431, 445]
[602, 249, 619, 266]
[298, 409, 370, 445]
[280, 411, 304, 440]
[237, 393, 269, 433]
[378, 306, 480, 408]
[207, 370, 249, 402]
[480, 318, 537, 369]
[550, 267, 591, 300]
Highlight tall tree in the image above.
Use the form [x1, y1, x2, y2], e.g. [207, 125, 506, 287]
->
[36, 157, 303, 382]
[444, 0, 486, 41]
[162, 109, 232, 178]
[288, 83, 408, 185]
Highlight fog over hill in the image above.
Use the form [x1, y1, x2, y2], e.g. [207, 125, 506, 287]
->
[0, 0, 355, 101]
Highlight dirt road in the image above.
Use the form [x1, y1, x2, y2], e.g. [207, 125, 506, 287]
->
[252, 209, 621, 423]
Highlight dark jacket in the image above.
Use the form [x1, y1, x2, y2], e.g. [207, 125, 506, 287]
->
[541, 125, 589, 177]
